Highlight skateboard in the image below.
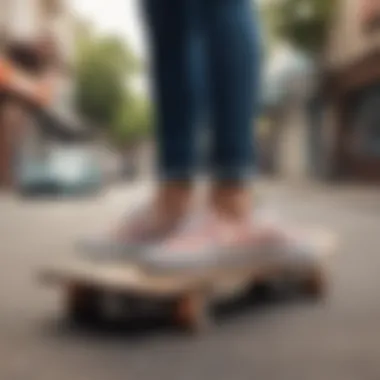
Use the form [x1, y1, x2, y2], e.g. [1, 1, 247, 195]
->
[39, 227, 337, 333]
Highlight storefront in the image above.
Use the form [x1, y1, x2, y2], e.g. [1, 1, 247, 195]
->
[321, 0, 380, 181]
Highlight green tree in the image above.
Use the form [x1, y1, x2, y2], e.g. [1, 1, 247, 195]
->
[74, 21, 154, 147]
[111, 96, 153, 147]
[259, 1, 282, 56]
[267, 0, 336, 56]
[74, 24, 139, 129]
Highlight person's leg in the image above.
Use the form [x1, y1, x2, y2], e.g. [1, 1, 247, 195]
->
[138, 1, 296, 271]
[143, 0, 204, 181]
[140, 0, 280, 266]
[116, 0, 205, 240]
[202, 0, 262, 218]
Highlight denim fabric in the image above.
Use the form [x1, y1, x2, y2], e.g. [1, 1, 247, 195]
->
[142, 0, 262, 182]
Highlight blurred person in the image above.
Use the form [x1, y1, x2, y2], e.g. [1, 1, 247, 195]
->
[1, 33, 88, 142]
[111, 0, 283, 267]
[0, 36, 55, 184]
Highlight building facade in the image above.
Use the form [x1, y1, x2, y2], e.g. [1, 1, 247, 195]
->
[322, 0, 380, 181]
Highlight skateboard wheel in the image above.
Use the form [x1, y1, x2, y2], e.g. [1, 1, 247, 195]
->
[65, 284, 102, 325]
[301, 265, 327, 299]
[173, 292, 210, 333]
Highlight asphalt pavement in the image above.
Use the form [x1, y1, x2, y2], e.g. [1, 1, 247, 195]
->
[1, 181, 380, 380]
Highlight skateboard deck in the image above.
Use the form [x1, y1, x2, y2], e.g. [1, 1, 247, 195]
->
[39, 226, 338, 332]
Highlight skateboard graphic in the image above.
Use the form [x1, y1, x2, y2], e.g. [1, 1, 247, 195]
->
[39, 227, 338, 333]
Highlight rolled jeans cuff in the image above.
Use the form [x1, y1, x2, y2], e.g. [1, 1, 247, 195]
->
[209, 164, 258, 183]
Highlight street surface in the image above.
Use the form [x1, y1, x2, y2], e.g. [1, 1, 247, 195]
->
[1, 180, 380, 380]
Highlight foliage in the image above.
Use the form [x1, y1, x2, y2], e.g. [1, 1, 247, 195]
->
[74, 21, 152, 146]
[75, 52, 125, 127]
[111, 96, 153, 147]
[259, 1, 282, 55]
[264, 0, 336, 56]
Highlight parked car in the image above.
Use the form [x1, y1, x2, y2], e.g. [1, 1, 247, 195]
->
[16, 144, 104, 196]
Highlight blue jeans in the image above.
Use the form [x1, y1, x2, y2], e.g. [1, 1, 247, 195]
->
[142, 0, 262, 182]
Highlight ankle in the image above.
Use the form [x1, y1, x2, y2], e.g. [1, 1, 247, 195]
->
[156, 181, 194, 218]
[210, 185, 252, 220]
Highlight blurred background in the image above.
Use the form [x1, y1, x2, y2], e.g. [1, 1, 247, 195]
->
[1, 0, 380, 193]
[1, 1, 380, 379]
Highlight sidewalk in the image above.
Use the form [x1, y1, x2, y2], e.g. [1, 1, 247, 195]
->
[256, 177, 380, 201]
